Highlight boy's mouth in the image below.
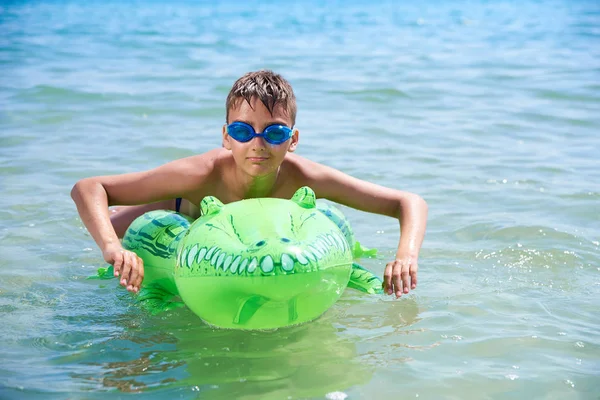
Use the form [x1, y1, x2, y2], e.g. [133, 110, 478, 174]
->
[247, 157, 269, 162]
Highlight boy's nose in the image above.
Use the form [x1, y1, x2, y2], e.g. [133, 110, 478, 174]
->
[250, 135, 267, 148]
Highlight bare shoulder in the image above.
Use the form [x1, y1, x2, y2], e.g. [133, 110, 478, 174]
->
[167, 148, 228, 176]
[99, 148, 230, 206]
[164, 148, 235, 198]
[282, 153, 328, 178]
[282, 153, 404, 217]
[282, 153, 341, 183]
[278, 153, 353, 199]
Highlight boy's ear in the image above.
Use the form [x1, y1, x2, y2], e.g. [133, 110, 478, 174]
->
[287, 129, 299, 152]
[222, 124, 232, 150]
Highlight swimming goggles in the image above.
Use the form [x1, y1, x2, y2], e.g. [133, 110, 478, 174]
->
[227, 121, 294, 145]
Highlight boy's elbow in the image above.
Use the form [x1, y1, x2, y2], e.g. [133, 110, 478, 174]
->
[71, 178, 100, 203]
[414, 194, 428, 218]
[398, 193, 428, 217]
[71, 179, 84, 202]
[416, 194, 428, 213]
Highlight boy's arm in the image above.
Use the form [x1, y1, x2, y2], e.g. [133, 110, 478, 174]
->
[306, 162, 428, 298]
[110, 200, 176, 238]
[71, 155, 212, 293]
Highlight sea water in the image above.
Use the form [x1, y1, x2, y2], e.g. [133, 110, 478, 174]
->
[1, 0, 599, 398]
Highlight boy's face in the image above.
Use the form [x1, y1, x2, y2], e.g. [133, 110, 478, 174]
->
[223, 97, 298, 178]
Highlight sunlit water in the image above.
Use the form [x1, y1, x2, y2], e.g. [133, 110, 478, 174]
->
[1, 1, 599, 399]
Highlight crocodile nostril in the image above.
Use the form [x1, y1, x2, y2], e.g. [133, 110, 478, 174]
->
[281, 238, 291, 243]
[256, 240, 266, 247]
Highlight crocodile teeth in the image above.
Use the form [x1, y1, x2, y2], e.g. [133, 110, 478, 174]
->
[230, 256, 241, 273]
[177, 249, 184, 268]
[313, 237, 325, 251]
[247, 258, 258, 273]
[281, 254, 295, 271]
[223, 255, 233, 272]
[317, 239, 329, 254]
[238, 258, 249, 274]
[205, 246, 217, 260]
[295, 251, 308, 265]
[260, 256, 274, 273]
[340, 234, 350, 251]
[340, 234, 349, 250]
[309, 245, 322, 259]
[325, 234, 336, 249]
[187, 245, 198, 268]
[335, 234, 346, 250]
[210, 249, 221, 266]
[216, 252, 226, 269]
[304, 250, 317, 262]
[196, 247, 207, 263]
[327, 234, 338, 250]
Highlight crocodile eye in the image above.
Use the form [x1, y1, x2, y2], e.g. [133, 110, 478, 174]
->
[281, 238, 291, 243]
[256, 240, 266, 247]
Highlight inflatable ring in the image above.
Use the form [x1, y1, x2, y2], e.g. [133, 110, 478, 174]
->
[95, 187, 382, 330]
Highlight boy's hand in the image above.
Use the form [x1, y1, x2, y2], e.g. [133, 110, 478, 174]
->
[102, 245, 144, 293]
[383, 256, 418, 298]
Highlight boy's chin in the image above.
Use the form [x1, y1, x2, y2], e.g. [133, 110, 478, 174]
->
[243, 165, 277, 178]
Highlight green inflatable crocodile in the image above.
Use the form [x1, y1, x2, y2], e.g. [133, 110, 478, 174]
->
[93, 187, 382, 330]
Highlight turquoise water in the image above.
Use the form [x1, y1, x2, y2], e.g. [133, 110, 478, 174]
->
[1, 0, 599, 398]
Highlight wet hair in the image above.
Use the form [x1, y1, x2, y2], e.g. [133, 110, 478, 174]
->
[226, 70, 297, 126]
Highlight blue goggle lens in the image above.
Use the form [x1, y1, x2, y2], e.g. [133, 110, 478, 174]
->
[227, 122, 293, 145]
[227, 123, 253, 142]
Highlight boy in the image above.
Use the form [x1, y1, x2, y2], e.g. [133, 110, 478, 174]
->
[71, 70, 427, 298]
